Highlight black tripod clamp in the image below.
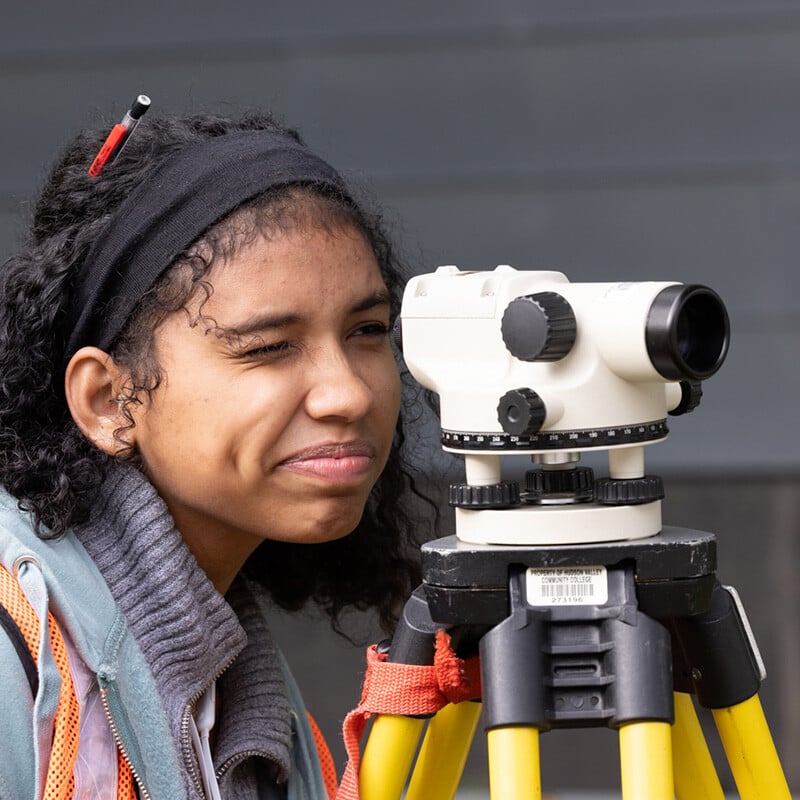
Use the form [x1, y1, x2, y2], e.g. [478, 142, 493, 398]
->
[386, 527, 765, 731]
[480, 563, 674, 731]
[670, 581, 766, 709]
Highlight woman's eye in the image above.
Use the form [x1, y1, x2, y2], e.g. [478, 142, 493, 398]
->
[242, 340, 292, 359]
[354, 322, 390, 338]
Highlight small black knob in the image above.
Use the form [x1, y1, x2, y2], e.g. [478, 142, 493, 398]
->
[497, 388, 546, 436]
[501, 292, 577, 362]
[669, 380, 703, 416]
[449, 481, 521, 509]
[594, 475, 665, 506]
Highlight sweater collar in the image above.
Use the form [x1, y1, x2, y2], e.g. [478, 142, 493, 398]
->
[74, 463, 292, 789]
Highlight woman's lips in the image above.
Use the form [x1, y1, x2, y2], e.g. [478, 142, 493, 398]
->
[278, 441, 376, 482]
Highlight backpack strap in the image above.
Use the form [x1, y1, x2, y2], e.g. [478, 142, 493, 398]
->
[0, 599, 38, 696]
[306, 712, 338, 800]
[0, 563, 80, 799]
[0, 563, 137, 800]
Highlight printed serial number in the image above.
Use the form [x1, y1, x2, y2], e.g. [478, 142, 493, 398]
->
[526, 566, 608, 607]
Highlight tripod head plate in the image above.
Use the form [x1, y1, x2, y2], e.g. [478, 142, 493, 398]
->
[455, 498, 661, 545]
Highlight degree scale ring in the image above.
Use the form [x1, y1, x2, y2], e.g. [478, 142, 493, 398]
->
[442, 419, 669, 451]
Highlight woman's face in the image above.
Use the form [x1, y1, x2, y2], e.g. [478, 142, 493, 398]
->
[126, 220, 401, 585]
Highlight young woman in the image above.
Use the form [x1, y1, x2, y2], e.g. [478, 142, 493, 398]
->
[0, 108, 430, 799]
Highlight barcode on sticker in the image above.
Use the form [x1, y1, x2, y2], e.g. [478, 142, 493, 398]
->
[526, 566, 608, 607]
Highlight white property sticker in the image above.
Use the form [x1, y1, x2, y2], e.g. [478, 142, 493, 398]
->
[526, 566, 609, 607]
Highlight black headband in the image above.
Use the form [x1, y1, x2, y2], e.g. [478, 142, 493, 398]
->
[65, 129, 350, 360]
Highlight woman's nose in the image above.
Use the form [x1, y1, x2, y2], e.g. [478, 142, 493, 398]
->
[304, 349, 373, 422]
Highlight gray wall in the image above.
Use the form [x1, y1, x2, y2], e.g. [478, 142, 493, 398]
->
[3, 1, 800, 470]
[2, 1, 799, 792]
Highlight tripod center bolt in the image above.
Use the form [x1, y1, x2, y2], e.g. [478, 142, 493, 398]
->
[449, 481, 521, 509]
[497, 388, 546, 436]
[501, 291, 577, 362]
[525, 466, 595, 504]
[594, 475, 665, 506]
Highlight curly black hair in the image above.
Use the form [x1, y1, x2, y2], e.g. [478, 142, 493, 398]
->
[0, 110, 435, 632]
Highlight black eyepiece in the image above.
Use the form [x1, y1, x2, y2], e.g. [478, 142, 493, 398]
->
[645, 284, 729, 381]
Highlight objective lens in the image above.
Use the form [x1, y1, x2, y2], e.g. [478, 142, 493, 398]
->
[646, 285, 729, 381]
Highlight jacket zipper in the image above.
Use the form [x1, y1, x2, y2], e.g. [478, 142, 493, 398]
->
[181, 703, 206, 797]
[217, 748, 278, 781]
[181, 663, 236, 798]
[100, 684, 152, 800]
[217, 707, 298, 784]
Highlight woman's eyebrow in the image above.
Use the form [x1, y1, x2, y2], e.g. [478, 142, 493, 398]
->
[221, 289, 392, 338]
[350, 289, 392, 314]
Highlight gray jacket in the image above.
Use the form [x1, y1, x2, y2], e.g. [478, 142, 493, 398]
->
[0, 470, 330, 800]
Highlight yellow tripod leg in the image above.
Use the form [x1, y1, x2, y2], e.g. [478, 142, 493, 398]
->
[619, 721, 674, 800]
[359, 714, 426, 800]
[486, 725, 541, 800]
[405, 701, 482, 800]
[672, 692, 725, 800]
[712, 694, 791, 799]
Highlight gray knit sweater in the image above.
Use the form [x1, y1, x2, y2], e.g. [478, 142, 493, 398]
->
[74, 464, 293, 799]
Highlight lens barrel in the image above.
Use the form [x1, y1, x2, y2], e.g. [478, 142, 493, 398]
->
[645, 284, 729, 381]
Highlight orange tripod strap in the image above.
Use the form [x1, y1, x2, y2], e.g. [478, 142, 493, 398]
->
[337, 629, 480, 800]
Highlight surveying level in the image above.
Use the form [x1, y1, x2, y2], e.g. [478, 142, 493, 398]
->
[357, 267, 791, 798]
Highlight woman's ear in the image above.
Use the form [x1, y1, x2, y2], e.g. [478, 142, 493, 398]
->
[64, 347, 134, 456]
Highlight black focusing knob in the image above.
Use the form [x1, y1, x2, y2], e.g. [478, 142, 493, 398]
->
[449, 481, 521, 509]
[594, 475, 665, 506]
[497, 388, 547, 436]
[501, 292, 577, 362]
[669, 380, 703, 416]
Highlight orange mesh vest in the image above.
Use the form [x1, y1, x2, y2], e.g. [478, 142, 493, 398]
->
[0, 563, 137, 800]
